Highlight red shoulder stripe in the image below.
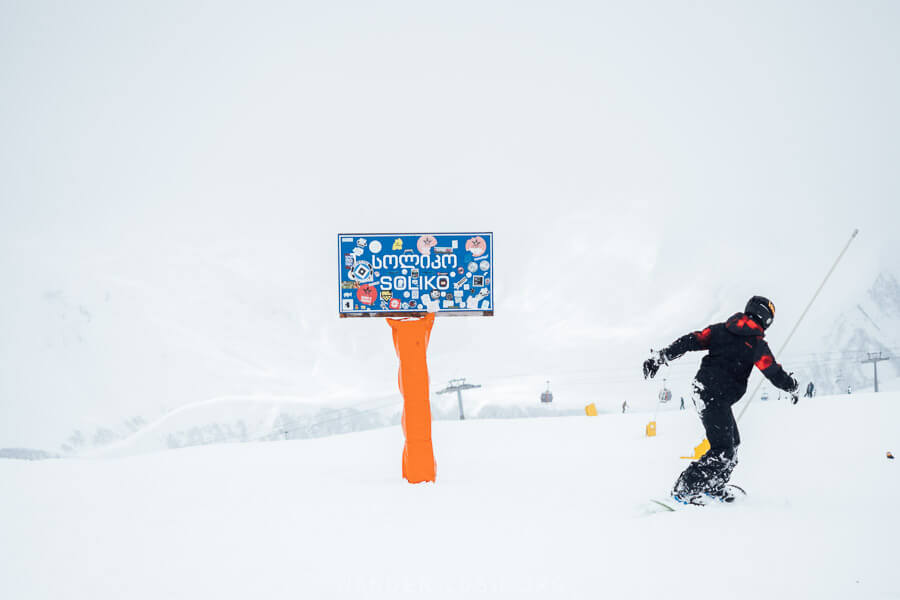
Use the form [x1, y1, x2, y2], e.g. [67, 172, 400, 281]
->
[696, 327, 711, 348]
[755, 354, 774, 370]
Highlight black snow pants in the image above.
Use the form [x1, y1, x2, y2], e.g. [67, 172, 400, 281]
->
[673, 386, 741, 496]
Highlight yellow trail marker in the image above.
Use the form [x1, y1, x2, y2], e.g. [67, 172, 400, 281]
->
[585, 403, 598, 416]
[681, 438, 710, 459]
[645, 421, 657, 437]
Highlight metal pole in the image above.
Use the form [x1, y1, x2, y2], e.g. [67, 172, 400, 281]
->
[437, 378, 480, 421]
[737, 229, 859, 422]
[861, 352, 889, 392]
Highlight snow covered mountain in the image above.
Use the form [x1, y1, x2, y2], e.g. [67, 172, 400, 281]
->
[81, 391, 586, 457]
[799, 271, 900, 395]
[10, 243, 897, 457]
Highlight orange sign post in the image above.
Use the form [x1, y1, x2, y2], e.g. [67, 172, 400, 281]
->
[387, 313, 437, 483]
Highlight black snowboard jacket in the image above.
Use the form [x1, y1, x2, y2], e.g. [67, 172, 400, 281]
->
[663, 312, 796, 406]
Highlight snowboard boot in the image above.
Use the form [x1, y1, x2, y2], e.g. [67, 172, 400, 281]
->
[671, 477, 711, 506]
[704, 483, 746, 503]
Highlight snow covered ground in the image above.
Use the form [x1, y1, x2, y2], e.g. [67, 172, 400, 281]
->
[2, 391, 898, 599]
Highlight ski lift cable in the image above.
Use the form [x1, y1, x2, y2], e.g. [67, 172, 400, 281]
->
[488, 348, 898, 381]
[472, 347, 897, 385]
[736, 228, 859, 422]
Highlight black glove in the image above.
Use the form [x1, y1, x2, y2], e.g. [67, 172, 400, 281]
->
[642, 350, 668, 380]
[787, 373, 799, 404]
[787, 373, 798, 391]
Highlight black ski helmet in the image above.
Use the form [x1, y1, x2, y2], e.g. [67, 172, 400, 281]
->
[745, 296, 775, 329]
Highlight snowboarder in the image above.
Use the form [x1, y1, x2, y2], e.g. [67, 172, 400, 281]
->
[804, 381, 815, 398]
[642, 296, 799, 505]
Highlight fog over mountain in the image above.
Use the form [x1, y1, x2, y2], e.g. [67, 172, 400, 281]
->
[2, 1, 899, 450]
[803, 271, 900, 395]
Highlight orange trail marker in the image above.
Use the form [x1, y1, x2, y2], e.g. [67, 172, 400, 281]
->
[387, 313, 437, 483]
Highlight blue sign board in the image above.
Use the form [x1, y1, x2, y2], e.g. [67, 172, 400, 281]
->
[338, 232, 494, 317]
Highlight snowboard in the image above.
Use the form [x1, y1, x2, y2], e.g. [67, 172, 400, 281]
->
[646, 484, 746, 513]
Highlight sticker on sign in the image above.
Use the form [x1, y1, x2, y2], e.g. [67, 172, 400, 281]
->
[338, 233, 493, 318]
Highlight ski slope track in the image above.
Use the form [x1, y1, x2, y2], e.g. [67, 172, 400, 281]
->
[1, 392, 897, 599]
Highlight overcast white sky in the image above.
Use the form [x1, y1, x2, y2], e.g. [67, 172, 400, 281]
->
[2, 1, 899, 447]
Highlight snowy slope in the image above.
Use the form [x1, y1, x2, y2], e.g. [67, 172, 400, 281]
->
[2, 391, 897, 599]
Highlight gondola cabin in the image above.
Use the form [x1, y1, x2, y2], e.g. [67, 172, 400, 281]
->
[540, 380, 553, 404]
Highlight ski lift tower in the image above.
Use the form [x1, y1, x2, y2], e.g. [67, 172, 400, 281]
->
[437, 378, 482, 420]
[861, 352, 890, 392]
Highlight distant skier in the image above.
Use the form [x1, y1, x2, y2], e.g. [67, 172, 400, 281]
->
[804, 381, 815, 398]
[847, 385, 852, 395]
[680, 396, 685, 410]
[642, 296, 799, 505]
[622, 400, 628, 413]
